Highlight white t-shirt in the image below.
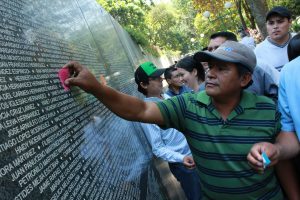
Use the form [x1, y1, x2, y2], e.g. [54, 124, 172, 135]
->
[240, 36, 256, 49]
[254, 33, 295, 72]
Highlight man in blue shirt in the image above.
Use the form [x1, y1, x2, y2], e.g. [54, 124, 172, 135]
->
[164, 65, 192, 97]
[134, 62, 201, 200]
[248, 33, 300, 199]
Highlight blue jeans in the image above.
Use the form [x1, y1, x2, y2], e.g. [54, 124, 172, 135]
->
[169, 162, 202, 200]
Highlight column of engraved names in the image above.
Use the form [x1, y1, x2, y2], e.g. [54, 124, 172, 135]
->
[10, 98, 101, 200]
[0, 53, 95, 200]
[48, 99, 104, 200]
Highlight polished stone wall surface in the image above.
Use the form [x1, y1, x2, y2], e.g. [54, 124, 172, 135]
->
[0, 0, 165, 199]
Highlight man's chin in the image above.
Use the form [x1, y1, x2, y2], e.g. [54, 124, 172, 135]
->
[205, 89, 216, 97]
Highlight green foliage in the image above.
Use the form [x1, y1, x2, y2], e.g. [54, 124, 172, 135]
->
[268, 0, 300, 17]
[292, 16, 300, 32]
[124, 26, 148, 46]
[97, 0, 299, 57]
[97, 0, 158, 56]
[145, 1, 202, 55]
[96, 0, 150, 43]
[97, 0, 149, 27]
[97, 0, 202, 56]
[194, 8, 240, 48]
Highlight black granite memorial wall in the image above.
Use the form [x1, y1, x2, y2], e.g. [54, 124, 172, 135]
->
[0, 0, 166, 199]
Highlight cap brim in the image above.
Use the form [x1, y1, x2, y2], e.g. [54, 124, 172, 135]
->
[194, 51, 239, 64]
[149, 68, 165, 77]
[194, 51, 253, 72]
[266, 11, 290, 21]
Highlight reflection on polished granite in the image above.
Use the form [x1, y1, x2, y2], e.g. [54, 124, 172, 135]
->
[0, 0, 168, 199]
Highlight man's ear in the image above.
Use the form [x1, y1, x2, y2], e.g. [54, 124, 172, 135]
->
[240, 72, 252, 88]
[140, 82, 148, 89]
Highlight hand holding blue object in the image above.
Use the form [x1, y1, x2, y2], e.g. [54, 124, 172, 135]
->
[262, 152, 271, 169]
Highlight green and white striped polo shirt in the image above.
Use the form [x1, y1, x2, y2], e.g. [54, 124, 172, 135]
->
[157, 91, 283, 200]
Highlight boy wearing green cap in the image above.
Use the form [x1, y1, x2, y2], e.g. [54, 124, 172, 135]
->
[134, 62, 202, 200]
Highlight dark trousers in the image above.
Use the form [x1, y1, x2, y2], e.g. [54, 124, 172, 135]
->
[169, 162, 202, 200]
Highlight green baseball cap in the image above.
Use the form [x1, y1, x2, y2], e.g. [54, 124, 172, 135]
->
[134, 61, 165, 84]
[140, 62, 165, 77]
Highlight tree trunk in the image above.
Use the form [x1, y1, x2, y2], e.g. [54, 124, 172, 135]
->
[235, 0, 247, 30]
[242, 0, 256, 29]
[244, 0, 269, 39]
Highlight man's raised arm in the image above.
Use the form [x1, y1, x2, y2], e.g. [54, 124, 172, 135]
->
[63, 61, 164, 125]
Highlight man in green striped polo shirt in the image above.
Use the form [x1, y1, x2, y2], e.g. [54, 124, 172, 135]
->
[63, 41, 283, 199]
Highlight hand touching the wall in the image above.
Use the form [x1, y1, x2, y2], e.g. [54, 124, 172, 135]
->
[62, 61, 164, 125]
[64, 61, 101, 94]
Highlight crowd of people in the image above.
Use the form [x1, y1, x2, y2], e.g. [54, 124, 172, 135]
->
[61, 6, 300, 200]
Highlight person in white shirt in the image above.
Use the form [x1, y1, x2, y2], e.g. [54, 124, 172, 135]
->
[255, 6, 295, 72]
[238, 28, 256, 50]
[133, 62, 202, 200]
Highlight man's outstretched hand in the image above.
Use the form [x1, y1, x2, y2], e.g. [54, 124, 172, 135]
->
[63, 61, 101, 94]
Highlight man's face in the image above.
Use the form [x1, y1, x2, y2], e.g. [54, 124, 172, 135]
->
[266, 15, 291, 43]
[146, 76, 163, 96]
[208, 37, 227, 52]
[167, 70, 184, 87]
[205, 61, 243, 98]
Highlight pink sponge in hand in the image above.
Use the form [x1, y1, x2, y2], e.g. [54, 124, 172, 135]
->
[58, 68, 70, 91]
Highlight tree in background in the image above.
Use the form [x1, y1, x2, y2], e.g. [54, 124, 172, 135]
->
[96, 0, 157, 55]
[193, 0, 299, 40]
[97, 0, 201, 56]
[172, 0, 202, 51]
[146, 2, 201, 55]
[193, 0, 242, 47]
[193, 0, 268, 39]
[97, 0, 298, 56]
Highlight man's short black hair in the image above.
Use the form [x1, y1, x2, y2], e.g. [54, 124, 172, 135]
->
[236, 63, 253, 89]
[164, 64, 176, 80]
[288, 33, 300, 61]
[210, 31, 238, 42]
[134, 67, 149, 95]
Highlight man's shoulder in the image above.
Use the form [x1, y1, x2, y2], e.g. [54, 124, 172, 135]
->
[161, 91, 208, 106]
[254, 39, 271, 52]
[180, 85, 193, 93]
[242, 91, 276, 108]
[283, 56, 300, 71]
[187, 91, 209, 105]
[144, 97, 162, 102]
